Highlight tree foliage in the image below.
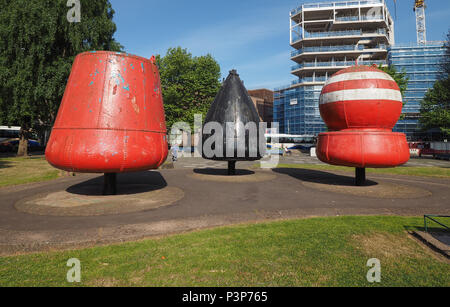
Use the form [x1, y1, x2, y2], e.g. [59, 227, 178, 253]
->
[420, 78, 450, 135]
[440, 29, 450, 78]
[377, 64, 409, 97]
[0, 0, 122, 155]
[419, 32, 450, 136]
[377, 64, 409, 121]
[157, 47, 221, 129]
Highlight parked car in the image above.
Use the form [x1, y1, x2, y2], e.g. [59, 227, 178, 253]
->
[266, 146, 284, 156]
[0, 139, 42, 152]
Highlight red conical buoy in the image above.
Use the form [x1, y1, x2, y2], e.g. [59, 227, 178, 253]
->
[46, 51, 168, 194]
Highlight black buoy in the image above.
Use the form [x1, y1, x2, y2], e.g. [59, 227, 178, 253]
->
[202, 69, 265, 175]
[355, 168, 366, 186]
[103, 173, 117, 195]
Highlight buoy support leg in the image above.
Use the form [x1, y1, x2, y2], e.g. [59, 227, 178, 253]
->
[103, 173, 117, 195]
[355, 167, 366, 186]
[228, 161, 236, 176]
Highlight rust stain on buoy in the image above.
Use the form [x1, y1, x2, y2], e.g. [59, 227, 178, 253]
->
[46, 51, 168, 174]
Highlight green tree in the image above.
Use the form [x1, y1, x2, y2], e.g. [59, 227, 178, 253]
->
[420, 78, 450, 135]
[440, 29, 450, 78]
[377, 64, 409, 120]
[0, 0, 122, 156]
[378, 65, 409, 97]
[419, 35, 450, 136]
[157, 47, 221, 130]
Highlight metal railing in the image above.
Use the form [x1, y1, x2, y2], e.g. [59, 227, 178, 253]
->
[292, 29, 361, 42]
[291, 45, 362, 57]
[292, 76, 329, 85]
[291, 44, 387, 57]
[336, 16, 359, 22]
[291, 60, 387, 71]
[290, 0, 384, 16]
[291, 28, 387, 44]
[390, 41, 446, 48]
[335, 14, 384, 22]
[274, 85, 293, 92]
[424, 215, 450, 232]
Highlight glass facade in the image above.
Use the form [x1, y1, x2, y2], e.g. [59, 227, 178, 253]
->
[274, 85, 325, 135]
[388, 43, 446, 137]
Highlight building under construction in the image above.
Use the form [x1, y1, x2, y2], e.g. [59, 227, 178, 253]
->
[274, 0, 448, 139]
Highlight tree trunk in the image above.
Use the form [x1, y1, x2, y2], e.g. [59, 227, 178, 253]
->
[17, 128, 28, 157]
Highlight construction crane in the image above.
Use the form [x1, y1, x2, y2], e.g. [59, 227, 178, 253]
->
[414, 0, 427, 45]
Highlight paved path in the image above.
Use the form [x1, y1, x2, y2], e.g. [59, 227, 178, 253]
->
[171, 152, 450, 169]
[0, 155, 449, 255]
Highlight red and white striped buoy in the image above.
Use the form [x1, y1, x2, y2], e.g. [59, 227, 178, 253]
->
[316, 65, 410, 185]
[319, 65, 403, 130]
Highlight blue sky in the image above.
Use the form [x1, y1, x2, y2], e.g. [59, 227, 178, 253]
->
[110, 0, 450, 89]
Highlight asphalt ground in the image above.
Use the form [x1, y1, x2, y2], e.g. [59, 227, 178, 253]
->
[0, 154, 449, 255]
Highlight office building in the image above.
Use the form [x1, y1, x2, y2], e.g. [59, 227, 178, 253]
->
[274, 0, 394, 135]
[388, 42, 447, 139]
[248, 89, 274, 126]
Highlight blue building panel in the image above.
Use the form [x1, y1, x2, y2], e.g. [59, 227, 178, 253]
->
[274, 85, 325, 135]
[388, 43, 446, 137]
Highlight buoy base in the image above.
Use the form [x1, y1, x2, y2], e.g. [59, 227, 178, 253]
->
[103, 173, 117, 195]
[317, 131, 410, 168]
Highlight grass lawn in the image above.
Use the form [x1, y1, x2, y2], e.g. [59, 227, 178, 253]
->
[0, 156, 60, 187]
[0, 216, 448, 287]
[272, 163, 450, 179]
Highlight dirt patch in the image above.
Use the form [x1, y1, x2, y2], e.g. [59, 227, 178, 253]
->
[15, 185, 184, 216]
[351, 232, 449, 263]
[352, 232, 420, 258]
[312, 272, 331, 287]
[129, 267, 152, 285]
[87, 277, 120, 287]
[303, 181, 431, 199]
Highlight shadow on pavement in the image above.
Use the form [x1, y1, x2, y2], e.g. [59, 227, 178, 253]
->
[272, 167, 378, 187]
[66, 171, 168, 196]
[193, 168, 255, 176]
